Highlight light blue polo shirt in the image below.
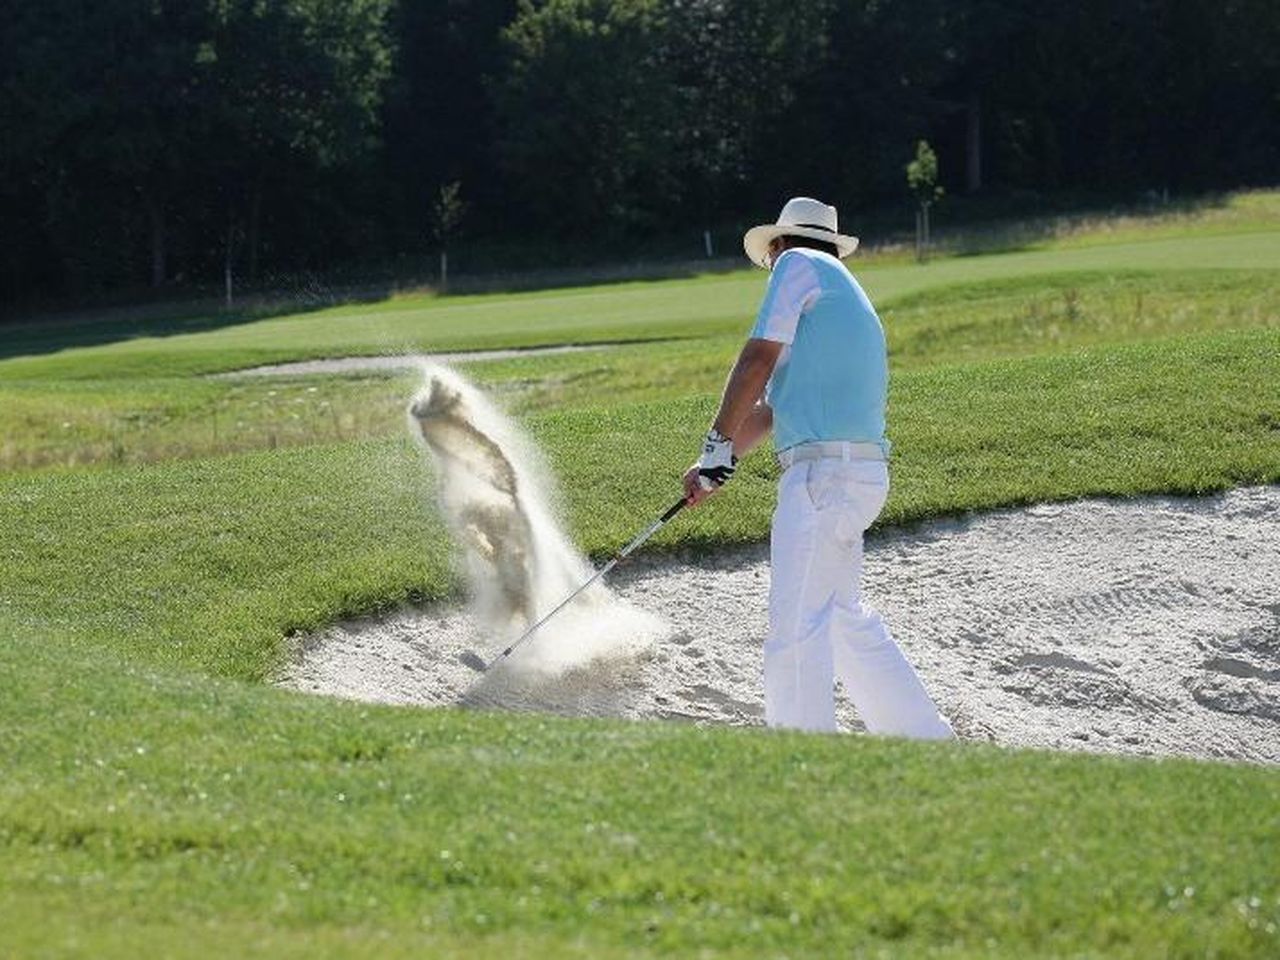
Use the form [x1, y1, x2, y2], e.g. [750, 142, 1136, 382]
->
[749, 247, 890, 455]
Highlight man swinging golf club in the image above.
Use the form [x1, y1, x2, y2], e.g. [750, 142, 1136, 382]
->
[683, 197, 954, 739]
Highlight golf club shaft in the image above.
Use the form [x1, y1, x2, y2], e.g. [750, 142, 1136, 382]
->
[487, 497, 687, 668]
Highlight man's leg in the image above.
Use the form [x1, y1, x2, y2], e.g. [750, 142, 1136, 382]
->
[830, 464, 954, 740]
[832, 603, 954, 739]
[763, 462, 840, 732]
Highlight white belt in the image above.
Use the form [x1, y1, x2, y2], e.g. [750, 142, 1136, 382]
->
[777, 440, 886, 469]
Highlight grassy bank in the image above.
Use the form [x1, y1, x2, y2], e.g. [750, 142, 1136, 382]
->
[3, 632, 1278, 959]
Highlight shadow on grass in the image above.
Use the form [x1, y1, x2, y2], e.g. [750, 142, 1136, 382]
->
[0, 290, 389, 363]
[935, 191, 1233, 259]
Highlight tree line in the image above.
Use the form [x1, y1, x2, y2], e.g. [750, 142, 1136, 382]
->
[2, 0, 1277, 306]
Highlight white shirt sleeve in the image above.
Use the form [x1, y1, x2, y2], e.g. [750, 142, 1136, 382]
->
[749, 250, 821, 345]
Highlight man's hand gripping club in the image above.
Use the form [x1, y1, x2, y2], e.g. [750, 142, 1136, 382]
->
[683, 429, 736, 503]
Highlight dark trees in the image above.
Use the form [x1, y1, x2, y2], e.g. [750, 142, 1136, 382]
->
[1, 0, 392, 298]
[2, 0, 1277, 304]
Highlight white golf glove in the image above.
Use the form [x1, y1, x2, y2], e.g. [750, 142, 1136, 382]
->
[696, 429, 737, 490]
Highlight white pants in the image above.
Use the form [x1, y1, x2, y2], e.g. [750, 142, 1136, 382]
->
[764, 458, 954, 739]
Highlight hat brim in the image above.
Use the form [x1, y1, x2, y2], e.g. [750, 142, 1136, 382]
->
[743, 224, 859, 269]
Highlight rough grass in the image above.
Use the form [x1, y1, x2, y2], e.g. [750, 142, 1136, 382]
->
[0, 375, 412, 472]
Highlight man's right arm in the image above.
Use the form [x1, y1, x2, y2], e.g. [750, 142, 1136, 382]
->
[709, 338, 783, 440]
[733, 401, 773, 457]
[683, 252, 813, 506]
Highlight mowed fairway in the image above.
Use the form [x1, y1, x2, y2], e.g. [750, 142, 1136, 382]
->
[3, 195, 1279, 957]
[4, 224, 1279, 380]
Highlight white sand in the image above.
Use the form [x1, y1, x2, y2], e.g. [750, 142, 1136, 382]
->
[218, 345, 604, 378]
[277, 485, 1280, 765]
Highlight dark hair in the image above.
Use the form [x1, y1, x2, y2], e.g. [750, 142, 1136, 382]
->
[780, 234, 839, 258]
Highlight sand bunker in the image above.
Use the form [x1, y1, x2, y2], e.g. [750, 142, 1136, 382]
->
[278, 484, 1280, 765]
[275, 358, 1279, 764]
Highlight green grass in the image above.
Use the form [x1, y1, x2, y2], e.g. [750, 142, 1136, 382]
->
[0, 375, 413, 472]
[3, 192, 1280, 957]
[3, 633, 1278, 959]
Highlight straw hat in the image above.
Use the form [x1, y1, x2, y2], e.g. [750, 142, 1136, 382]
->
[742, 196, 859, 269]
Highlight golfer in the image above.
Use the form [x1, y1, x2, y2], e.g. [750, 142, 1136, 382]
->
[683, 197, 954, 739]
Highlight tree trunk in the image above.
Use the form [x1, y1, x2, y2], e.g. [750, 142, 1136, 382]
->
[142, 191, 166, 288]
[915, 207, 923, 262]
[248, 179, 264, 283]
[966, 92, 982, 194]
[440, 250, 448, 291]
[224, 213, 236, 309]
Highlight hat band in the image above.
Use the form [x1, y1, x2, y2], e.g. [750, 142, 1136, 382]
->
[789, 222, 835, 233]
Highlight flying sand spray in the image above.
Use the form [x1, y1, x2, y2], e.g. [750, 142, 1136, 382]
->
[407, 362, 669, 677]
[487, 495, 686, 669]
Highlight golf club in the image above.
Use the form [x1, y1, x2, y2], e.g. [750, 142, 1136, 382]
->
[483, 497, 688, 671]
